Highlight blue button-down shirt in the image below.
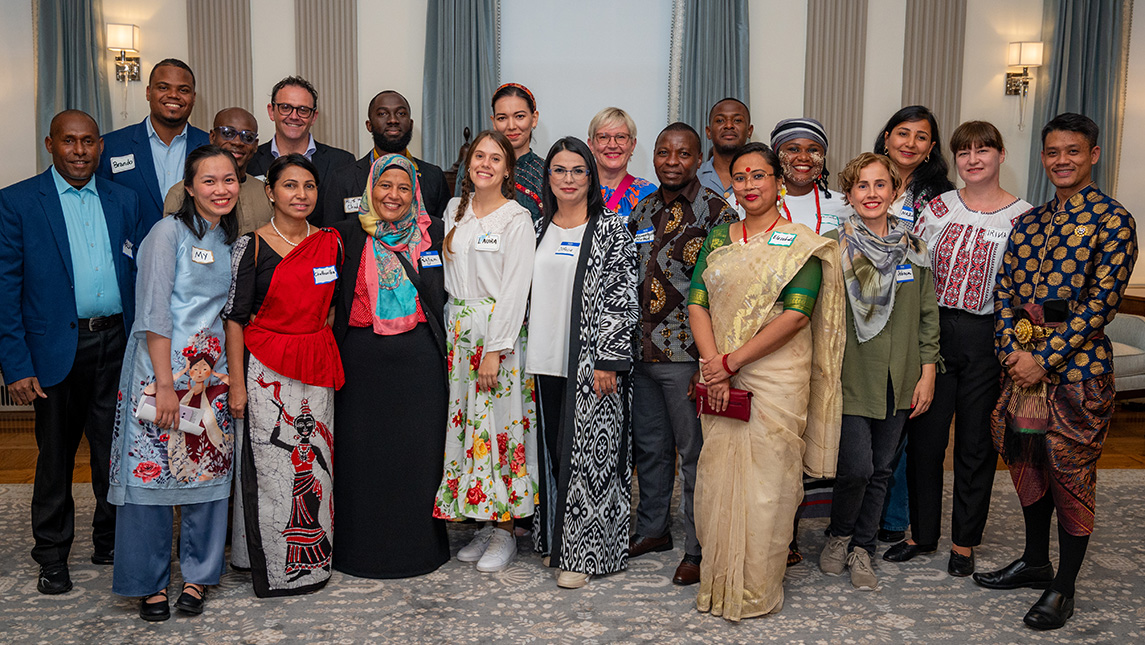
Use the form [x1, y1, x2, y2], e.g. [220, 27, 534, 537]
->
[144, 117, 188, 197]
[271, 134, 317, 160]
[51, 167, 122, 317]
[697, 157, 743, 219]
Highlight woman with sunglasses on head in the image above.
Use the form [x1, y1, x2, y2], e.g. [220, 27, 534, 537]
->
[108, 145, 241, 621]
[222, 154, 343, 596]
[688, 142, 845, 619]
[434, 130, 539, 574]
[528, 137, 638, 589]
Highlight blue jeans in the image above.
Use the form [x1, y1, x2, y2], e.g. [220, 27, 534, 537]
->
[881, 447, 910, 533]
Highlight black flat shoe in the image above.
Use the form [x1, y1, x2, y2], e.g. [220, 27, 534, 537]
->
[878, 529, 905, 543]
[139, 590, 170, 622]
[1023, 589, 1074, 630]
[973, 558, 1054, 590]
[37, 562, 72, 595]
[882, 541, 937, 562]
[91, 550, 114, 565]
[174, 583, 206, 615]
[948, 549, 975, 576]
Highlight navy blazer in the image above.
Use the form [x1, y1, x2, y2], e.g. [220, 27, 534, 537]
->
[97, 118, 210, 230]
[0, 169, 144, 387]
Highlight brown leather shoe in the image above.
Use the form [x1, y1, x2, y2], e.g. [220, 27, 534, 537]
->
[672, 554, 701, 585]
[629, 533, 673, 558]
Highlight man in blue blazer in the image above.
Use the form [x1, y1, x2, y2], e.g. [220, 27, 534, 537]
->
[0, 110, 144, 594]
[97, 58, 209, 231]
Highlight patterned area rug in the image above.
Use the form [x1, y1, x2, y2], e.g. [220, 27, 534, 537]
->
[1, 471, 1143, 644]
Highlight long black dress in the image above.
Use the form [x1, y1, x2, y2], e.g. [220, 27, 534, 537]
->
[329, 219, 450, 578]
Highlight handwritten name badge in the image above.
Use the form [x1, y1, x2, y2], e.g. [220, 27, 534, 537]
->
[191, 247, 214, 264]
[633, 226, 655, 245]
[897, 205, 915, 226]
[556, 241, 581, 257]
[475, 233, 501, 252]
[122, 239, 134, 259]
[983, 227, 1010, 244]
[768, 231, 796, 247]
[895, 264, 914, 283]
[420, 250, 443, 268]
[110, 154, 136, 174]
[313, 265, 338, 284]
[343, 197, 362, 213]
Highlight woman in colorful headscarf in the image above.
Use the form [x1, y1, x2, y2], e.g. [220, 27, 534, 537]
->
[223, 154, 342, 596]
[329, 154, 450, 578]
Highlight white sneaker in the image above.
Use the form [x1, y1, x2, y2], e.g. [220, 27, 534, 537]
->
[457, 526, 494, 562]
[476, 528, 517, 572]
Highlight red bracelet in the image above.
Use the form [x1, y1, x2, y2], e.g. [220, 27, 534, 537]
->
[722, 353, 738, 375]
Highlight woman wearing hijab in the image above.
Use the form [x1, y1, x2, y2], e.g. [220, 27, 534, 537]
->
[330, 154, 450, 578]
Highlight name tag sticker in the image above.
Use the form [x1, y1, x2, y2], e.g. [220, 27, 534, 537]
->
[420, 250, 442, 268]
[896, 264, 914, 283]
[191, 247, 214, 264]
[768, 231, 796, 247]
[634, 226, 655, 245]
[313, 265, 337, 284]
[555, 241, 581, 257]
[122, 239, 134, 259]
[475, 233, 500, 252]
[983, 227, 1010, 244]
[343, 197, 361, 213]
[110, 154, 135, 174]
[898, 205, 915, 225]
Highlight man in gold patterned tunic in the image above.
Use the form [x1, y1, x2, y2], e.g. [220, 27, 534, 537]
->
[624, 123, 739, 585]
[974, 113, 1137, 631]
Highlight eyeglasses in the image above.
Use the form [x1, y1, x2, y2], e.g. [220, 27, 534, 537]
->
[594, 133, 631, 146]
[213, 126, 257, 145]
[730, 171, 777, 187]
[272, 102, 315, 118]
[549, 166, 591, 181]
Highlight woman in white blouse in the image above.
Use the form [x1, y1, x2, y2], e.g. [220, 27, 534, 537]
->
[432, 130, 538, 574]
[885, 121, 1032, 576]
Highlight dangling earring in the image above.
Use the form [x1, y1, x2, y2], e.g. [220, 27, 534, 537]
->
[776, 184, 787, 209]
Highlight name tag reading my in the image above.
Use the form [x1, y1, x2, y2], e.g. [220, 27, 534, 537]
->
[475, 233, 501, 252]
[633, 226, 655, 245]
[313, 265, 338, 284]
[555, 241, 581, 257]
[110, 154, 136, 174]
[343, 197, 362, 213]
[983, 227, 1010, 244]
[768, 231, 796, 247]
[191, 247, 214, 264]
[420, 250, 443, 268]
[895, 264, 914, 283]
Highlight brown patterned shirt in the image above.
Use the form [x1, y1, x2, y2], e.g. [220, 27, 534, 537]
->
[627, 177, 739, 362]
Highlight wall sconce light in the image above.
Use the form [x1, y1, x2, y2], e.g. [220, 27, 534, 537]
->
[106, 23, 141, 82]
[1005, 41, 1043, 130]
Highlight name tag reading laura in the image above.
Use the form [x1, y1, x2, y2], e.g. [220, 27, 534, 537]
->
[768, 231, 796, 247]
[983, 227, 1010, 244]
[343, 197, 362, 213]
[420, 250, 442, 268]
[475, 233, 501, 252]
[896, 264, 914, 283]
[191, 247, 214, 264]
[556, 241, 581, 256]
[633, 226, 655, 245]
[110, 154, 135, 174]
[313, 265, 338, 284]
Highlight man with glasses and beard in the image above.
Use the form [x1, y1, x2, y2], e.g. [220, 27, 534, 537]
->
[246, 76, 354, 225]
[161, 108, 271, 235]
[321, 90, 450, 225]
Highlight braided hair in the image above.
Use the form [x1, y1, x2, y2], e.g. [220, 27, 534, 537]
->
[443, 130, 517, 258]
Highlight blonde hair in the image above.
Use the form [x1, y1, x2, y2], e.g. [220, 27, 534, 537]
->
[839, 152, 902, 203]
[588, 107, 637, 141]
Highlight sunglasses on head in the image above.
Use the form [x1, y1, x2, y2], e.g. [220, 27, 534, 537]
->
[213, 126, 257, 145]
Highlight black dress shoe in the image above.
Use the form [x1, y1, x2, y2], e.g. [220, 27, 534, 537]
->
[91, 550, 114, 565]
[972, 558, 1054, 590]
[174, 583, 207, 615]
[139, 591, 170, 622]
[878, 529, 905, 543]
[37, 562, 72, 595]
[882, 541, 937, 562]
[948, 549, 975, 577]
[629, 533, 673, 558]
[1023, 589, 1074, 630]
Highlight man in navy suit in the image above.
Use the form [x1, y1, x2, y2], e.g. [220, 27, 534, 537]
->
[0, 110, 144, 594]
[97, 58, 209, 230]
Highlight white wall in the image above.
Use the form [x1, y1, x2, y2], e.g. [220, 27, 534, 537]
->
[0, 0, 37, 186]
[357, 0, 428, 159]
[861, 0, 908, 156]
[500, 0, 671, 182]
[1117, 3, 1145, 284]
[747, 1, 808, 144]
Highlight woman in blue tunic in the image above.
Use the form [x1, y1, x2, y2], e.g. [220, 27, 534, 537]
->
[108, 146, 241, 621]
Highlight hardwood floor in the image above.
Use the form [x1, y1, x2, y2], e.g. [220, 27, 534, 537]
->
[1, 405, 1142, 484]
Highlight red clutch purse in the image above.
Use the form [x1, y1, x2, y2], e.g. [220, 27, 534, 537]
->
[695, 383, 753, 422]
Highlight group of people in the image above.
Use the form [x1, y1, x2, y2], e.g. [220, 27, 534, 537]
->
[0, 56, 1136, 634]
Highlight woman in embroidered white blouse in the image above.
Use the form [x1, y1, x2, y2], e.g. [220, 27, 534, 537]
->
[433, 130, 539, 575]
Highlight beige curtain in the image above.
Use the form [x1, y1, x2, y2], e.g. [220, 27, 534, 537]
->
[901, 0, 967, 156]
[296, 0, 358, 153]
[186, 0, 254, 132]
[804, 0, 868, 185]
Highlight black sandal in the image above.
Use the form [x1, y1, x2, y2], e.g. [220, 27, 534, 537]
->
[174, 583, 207, 615]
[139, 588, 170, 622]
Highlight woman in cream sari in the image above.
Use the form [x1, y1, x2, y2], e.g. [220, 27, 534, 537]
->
[688, 142, 845, 621]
